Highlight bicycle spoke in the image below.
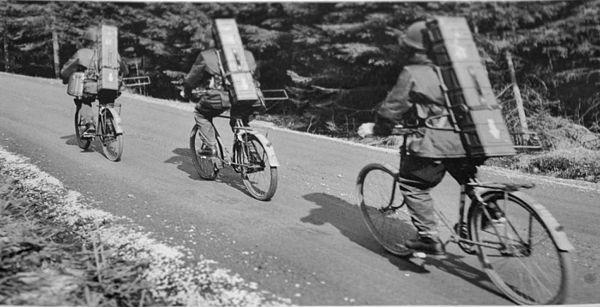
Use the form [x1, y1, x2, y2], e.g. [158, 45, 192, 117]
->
[239, 135, 277, 201]
[99, 112, 123, 162]
[190, 126, 218, 180]
[358, 164, 413, 256]
[472, 191, 569, 304]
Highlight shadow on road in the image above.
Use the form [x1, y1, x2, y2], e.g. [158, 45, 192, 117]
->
[60, 134, 105, 158]
[301, 192, 502, 297]
[165, 147, 253, 198]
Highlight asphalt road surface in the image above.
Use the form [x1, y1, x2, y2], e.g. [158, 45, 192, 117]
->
[1, 73, 599, 305]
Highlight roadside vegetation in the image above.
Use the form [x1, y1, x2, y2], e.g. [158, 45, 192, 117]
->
[0, 152, 288, 306]
[2, 1, 598, 182]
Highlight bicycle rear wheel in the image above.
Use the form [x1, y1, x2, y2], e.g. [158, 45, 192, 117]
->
[190, 125, 218, 180]
[74, 105, 91, 149]
[99, 111, 123, 162]
[470, 191, 571, 304]
[357, 163, 414, 256]
[235, 134, 277, 201]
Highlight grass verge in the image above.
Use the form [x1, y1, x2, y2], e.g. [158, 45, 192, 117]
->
[0, 148, 289, 306]
[255, 113, 600, 184]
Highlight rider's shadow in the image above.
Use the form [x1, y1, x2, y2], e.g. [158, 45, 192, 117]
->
[165, 148, 253, 198]
[301, 192, 502, 296]
[301, 192, 427, 274]
[60, 134, 103, 156]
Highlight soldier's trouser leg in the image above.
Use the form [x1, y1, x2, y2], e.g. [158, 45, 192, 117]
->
[229, 104, 254, 129]
[399, 155, 447, 238]
[443, 159, 478, 197]
[194, 108, 223, 147]
[75, 99, 94, 126]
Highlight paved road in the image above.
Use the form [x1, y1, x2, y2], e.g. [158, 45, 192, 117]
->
[1, 73, 599, 305]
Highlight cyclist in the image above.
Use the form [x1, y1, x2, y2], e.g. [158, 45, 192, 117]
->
[358, 21, 477, 256]
[60, 26, 128, 137]
[183, 26, 261, 157]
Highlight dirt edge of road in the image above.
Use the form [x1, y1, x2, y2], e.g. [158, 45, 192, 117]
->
[0, 147, 291, 306]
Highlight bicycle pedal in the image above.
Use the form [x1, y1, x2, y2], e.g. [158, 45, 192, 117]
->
[412, 252, 447, 260]
[412, 252, 427, 259]
[454, 222, 469, 239]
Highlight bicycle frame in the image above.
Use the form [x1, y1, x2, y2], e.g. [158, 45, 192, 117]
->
[96, 103, 123, 136]
[394, 134, 568, 253]
[360, 130, 572, 304]
[209, 116, 279, 169]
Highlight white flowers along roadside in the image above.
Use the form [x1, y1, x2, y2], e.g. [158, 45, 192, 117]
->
[0, 146, 291, 307]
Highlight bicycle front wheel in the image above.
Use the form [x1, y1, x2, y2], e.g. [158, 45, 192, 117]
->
[235, 134, 277, 201]
[74, 105, 91, 149]
[470, 191, 571, 305]
[357, 163, 414, 256]
[190, 125, 218, 180]
[99, 111, 123, 162]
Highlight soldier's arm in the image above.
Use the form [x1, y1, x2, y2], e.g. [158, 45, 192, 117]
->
[183, 54, 209, 97]
[373, 69, 414, 136]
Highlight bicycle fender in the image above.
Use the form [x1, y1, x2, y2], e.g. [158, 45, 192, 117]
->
[105, 107, 124, 135]
[243, 131, 280, 167]
[489, 191, 574, 252]
[517, 191, 574, 252]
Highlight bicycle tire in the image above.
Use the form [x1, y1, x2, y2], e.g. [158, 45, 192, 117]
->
[470, 191, 571, 305]
[189, 125, 218, 180]
[74, 105, 91, 150]
[99, 110, 123, 162]
[235, 134, 277, 201]
[357, 163, 415, 256]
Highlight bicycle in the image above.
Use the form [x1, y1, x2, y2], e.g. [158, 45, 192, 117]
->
[74, 101, 124, 162]
[356, 126, 573, 305]
[190, 114, 279, 201]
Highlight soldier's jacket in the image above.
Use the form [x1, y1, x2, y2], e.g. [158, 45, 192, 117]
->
[183, 48, 257, 92]
[374, 54, 467, 158]
[60, 48, 128, 84]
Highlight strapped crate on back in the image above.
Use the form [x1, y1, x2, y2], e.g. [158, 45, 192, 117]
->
[212, 19, 261, 104]
[97, 24, 120, 96]
[425, 16, 516, 158]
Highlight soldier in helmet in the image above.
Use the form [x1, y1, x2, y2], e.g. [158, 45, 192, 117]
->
[183, 25, 260, 157]
[358, 21, 473, 256]
[60, 26, 128, 137]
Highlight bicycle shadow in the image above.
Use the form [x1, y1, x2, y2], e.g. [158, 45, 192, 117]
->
[60, 134, 104, 157]
[301, 192, 502, 297]
[165, 147, 253, 198]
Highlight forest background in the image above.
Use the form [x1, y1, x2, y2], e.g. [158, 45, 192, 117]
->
[2, 0, 600, 181]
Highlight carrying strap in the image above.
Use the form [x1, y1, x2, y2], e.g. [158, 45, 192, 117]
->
[84, 48, 99, 80]
[431, 65, 461, 132]
[214, 49, 228, 90]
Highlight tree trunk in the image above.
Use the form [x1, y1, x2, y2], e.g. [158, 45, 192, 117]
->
[52, 28, 60, 78]
[1, 0, 8, 72]
[506, 51, 529, 138]
[3, 30, 8, 72]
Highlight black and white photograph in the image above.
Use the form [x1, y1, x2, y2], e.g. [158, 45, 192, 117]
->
[0, 0, 598, 305]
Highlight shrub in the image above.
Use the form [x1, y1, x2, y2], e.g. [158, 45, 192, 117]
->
[527, 148, 600, 182]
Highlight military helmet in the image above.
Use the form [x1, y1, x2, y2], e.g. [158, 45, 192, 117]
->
[401, 21, 427, 52]
[83, 26, 98, 43]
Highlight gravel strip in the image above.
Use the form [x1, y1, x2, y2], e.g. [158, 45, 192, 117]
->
[0, 146, 291, 306]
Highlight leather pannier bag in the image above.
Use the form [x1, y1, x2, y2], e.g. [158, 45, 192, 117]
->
[202, 89, 231, 109]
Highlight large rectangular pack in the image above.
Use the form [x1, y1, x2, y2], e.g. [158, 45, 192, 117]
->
[426, 16, 515, 158]
[97, 24, 120, 93]
[213, 19, 260, 103]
